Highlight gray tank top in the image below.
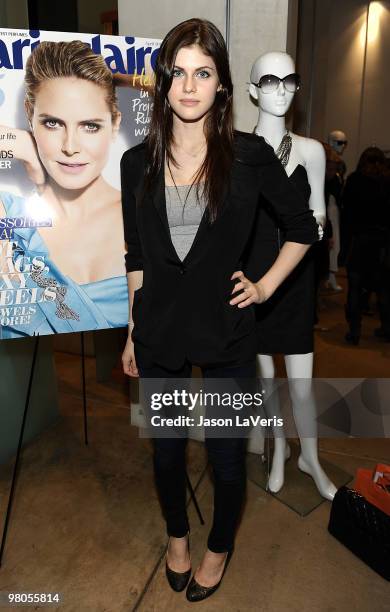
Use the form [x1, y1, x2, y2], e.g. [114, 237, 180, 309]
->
[165, 184, 205, 261]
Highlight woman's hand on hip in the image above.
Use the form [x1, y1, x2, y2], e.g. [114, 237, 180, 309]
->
[122, 334, 139, 377]
[229, 270, 266, 307]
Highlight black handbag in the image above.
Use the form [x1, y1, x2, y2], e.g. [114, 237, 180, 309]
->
[328, 486, 390, 581]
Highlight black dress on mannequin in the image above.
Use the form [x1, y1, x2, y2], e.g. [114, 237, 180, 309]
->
[245, 163, 315, 355]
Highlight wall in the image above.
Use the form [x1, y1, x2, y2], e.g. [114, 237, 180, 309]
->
[118, 0, 226, 40]
[0, 0, 118, 35]
[0, 337, 59, 465]
[360, 1, 390, 156]
[77, 0, 117, 34]
[229, 0, 296, 131]
[295, 0, 390, 173]
[0, 0, 29, 28]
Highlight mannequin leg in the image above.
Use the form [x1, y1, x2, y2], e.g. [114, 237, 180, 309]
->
[285, 354, 337, 500]
[328, 271, 341, 292]
[327, 197, 342, 291]
[256, 354, 290, 493]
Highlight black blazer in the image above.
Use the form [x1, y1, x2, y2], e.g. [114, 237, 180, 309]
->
[120, 131, 318, 370]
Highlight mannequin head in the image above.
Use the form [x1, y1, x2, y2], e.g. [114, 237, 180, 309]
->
[249, 51, 299, 117]
[328, 130, 347, 155]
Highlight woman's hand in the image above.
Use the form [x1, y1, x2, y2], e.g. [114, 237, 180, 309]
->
[122, 333, 139, 377]
[1, 126, 45, 186]
[18, 129, 46, 186]
[229, 270, 267, 308]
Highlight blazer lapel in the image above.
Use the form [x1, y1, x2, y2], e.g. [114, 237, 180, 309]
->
[149, 159, 232, 266]
[183, 180, 231, 266]
[151, 165, 170, 236]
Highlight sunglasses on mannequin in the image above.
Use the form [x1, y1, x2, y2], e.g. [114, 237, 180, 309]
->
[252, 73, 301, 93]
[335, 140, 347, 145]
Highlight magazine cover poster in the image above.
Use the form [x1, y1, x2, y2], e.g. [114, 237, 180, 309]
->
[0, 28, 159, 340]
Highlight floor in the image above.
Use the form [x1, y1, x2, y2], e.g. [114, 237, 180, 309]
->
[0, 272, 389, 612]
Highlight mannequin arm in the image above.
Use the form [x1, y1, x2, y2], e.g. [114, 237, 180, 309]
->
[304, 139, 327, 228]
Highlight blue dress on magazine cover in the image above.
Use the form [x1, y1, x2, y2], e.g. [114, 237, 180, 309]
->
[0, 191, 128, 339]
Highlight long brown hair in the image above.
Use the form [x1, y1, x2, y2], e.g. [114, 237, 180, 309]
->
[357, 146, 385, 178]
[145, 18, 234, 222]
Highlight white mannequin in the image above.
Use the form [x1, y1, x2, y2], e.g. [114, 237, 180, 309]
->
[328, 129, 347, 156]
[249, 51, 336, 501]
[326, 129, 348, 291]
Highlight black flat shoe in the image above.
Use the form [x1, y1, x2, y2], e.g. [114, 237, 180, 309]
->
[186, 551, 232, 602]
[165, 535, 191, 592]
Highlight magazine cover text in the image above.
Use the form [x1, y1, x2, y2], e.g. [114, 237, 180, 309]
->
[0, 28, 159, 340]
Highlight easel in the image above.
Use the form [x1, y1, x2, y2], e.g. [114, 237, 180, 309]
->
[0, 334, 40, 567]
[0, 332, 204, 567]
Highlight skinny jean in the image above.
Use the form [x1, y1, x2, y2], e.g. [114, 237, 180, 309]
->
[137, 359, 256, 553]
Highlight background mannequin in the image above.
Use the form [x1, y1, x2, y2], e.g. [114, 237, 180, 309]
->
[326, 129, 348, 290]
[328, 129, 348, 158]
[247, 51, 336, 500]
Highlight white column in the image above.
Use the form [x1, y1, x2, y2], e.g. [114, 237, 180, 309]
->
[229, 0, 296, 132]
[2, 0, 29, 28]
[118, 0, 226, 38]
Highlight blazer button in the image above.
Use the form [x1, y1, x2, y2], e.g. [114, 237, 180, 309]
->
[180, 266, 186, 275]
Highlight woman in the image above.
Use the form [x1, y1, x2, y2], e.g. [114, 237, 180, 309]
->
[121, 19, 318, 602]
[0, 40, 127, 338]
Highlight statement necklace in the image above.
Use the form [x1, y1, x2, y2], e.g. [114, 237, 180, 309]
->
[275, 130, 292, 167]
[255, 128, 292, 168]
